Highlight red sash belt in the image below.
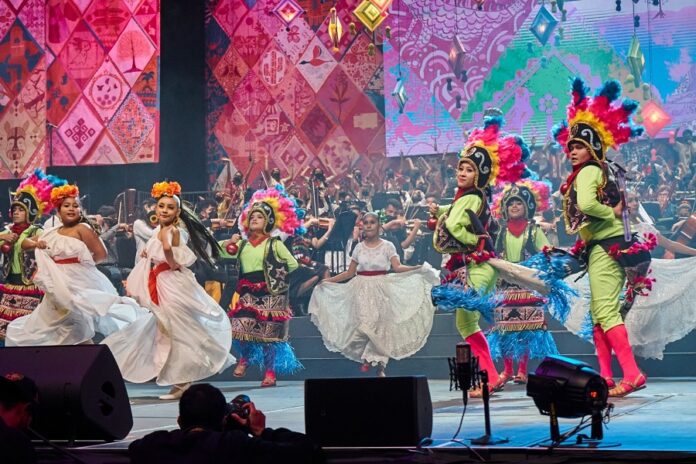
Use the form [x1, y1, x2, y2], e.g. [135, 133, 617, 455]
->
[148, 262, 171, 305]
[53, 257, 80, 265]
[357, 271, 387, 276]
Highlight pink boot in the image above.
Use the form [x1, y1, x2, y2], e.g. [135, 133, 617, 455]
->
[466, 332, 502, 397]
[500, 358, 514, 384]
[605, 324, 646, 397]
[593, 325, 616, 388]
[514, 353, 529, 384]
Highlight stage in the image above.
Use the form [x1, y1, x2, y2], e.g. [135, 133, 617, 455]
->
[41, 378, 696, 463]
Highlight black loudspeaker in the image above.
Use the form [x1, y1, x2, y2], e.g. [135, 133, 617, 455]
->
[305, 376, 432, 447]
[0, 345, 133, 441]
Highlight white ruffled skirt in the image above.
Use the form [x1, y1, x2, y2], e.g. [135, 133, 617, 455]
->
[308, 263, 440, 365]
[565, 256, 696, 360]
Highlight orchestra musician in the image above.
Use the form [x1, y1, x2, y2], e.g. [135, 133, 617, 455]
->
[381, 199, 422, 263]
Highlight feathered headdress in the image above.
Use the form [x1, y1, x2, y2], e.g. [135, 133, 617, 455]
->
[11, 169, 67, 223]
[240, 184, 305, 239]
[492, 180, 551, 220]
[459, 115, 530, 190]
[552, 77, 644, 162]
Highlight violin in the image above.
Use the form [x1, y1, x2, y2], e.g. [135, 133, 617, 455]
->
[211, 218, 237, 230]
[664, 213, 696, 258]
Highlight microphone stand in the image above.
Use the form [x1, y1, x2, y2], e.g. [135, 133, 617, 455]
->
[470, 369, 509, 445]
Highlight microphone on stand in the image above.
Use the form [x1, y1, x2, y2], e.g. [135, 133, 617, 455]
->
[455, 342, 473, 393]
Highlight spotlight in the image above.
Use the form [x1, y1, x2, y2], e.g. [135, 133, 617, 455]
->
[527, 355, 609, 444]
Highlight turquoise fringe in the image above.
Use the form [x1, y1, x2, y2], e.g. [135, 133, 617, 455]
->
[431, 284, 500, 322]
[232, 340, 304, 375]
[487, 329, 559, 361]
[520, 252, 579, 325]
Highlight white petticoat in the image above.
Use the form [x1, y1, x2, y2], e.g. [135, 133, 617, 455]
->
[6, 227, 147, 346]
[565, 256, 696, 360]
[308, 263, 440, 365]
[103, 227, 235, 385]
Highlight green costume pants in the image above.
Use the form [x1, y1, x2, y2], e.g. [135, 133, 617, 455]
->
[588, 245, 626, 332]
[455, 262, 498, 338]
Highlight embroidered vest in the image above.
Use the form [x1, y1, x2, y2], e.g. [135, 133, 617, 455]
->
[433, 191, 493, 254]
[237, 237, 290, 296]
[1, 225, 40, 285]
[562, 161, 621, 235]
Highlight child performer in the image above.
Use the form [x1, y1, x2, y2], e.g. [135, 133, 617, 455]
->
[429, 115, 530, 397]
[0, 170, 56, 345]
[553, 78, 647, 397]
[104, 181, 235, 400]
[488, 181, 554, 384]
[6, 178, 145, 346]
[308, 212, 439, 377]
[223, 186, 304, 387]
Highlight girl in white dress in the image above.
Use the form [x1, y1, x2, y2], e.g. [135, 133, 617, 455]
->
[308, 212, 439, 376]
[104, 181, 235, 400]
[6, 182, 146, 347]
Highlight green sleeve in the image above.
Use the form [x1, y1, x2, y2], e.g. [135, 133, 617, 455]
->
[275, 240, 299, 273]
[444, 195, 481, 246]
[436, 205, 450, 218]
[534, 226, 551, 252]
[576, 165, 615, 221]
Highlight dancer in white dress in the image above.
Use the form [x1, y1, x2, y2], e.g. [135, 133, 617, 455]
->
[308, 212, 439, 376]
[565, 191, 696, 365]
[104, 181, 234, 400]
[6, 182, 145, 347]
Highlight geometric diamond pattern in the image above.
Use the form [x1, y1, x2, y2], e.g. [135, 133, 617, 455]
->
[59, 97, 102, 163]
[205, 0, 386, 187]
[108, 91, 155, 162]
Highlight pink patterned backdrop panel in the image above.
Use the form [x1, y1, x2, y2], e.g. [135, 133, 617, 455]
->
[205, 0, 386, 190]
[0, 0, 159, 179]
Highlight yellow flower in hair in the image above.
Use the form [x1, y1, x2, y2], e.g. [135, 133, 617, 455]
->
[151, 181, 182, 199]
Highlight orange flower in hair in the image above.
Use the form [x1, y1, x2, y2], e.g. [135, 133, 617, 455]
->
[151, 181, 182, 199]
[50, 184, 80, 208]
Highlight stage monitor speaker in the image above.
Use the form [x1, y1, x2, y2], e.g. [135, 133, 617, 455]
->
[305, 376, 432, 447]
[0, 345, 133, 441]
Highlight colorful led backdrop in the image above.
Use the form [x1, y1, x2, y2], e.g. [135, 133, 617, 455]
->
[384, 0, 696, 157]
[0, 0, 160, 179]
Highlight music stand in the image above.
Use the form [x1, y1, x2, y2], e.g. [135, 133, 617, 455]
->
[372, 192, 402, 211]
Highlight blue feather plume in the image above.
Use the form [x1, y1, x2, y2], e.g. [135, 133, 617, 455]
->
[431, 284, 500, 323]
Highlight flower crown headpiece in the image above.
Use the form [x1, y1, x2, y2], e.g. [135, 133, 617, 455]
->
[552, 77, 644, 162]
[240, 184, 305, 239]
[12, 169, 67, 222]
[492, 179, 551, 220]
[459, 115, 531, 190]
[151, 181, 182, 201]
[50, 183, 79, 209]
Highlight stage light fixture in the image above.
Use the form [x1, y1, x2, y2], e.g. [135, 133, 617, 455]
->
[527, 355, 609, 444]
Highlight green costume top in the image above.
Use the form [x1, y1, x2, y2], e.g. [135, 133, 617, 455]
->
[436, 193, 482, 247]
[221, 237, 298, 274]
[499, 225, 550, 264]
[574, 165, 624, 243]
[1, 225, 41, 283]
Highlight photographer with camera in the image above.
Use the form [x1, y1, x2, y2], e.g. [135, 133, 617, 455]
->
[129, 384, 323, 464]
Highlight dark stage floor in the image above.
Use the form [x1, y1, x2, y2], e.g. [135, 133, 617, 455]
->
[42, 378, 696, 463]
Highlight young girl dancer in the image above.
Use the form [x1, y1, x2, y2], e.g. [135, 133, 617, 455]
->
[429, 115, 530, 397]
[6, 179, 145, 346]
[308, 212, 439, 377]
[224, 186, 304, 387]
[0, 170, 53, 345]
[488, 181, 554, 384]
[104, 181, 234, 400]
